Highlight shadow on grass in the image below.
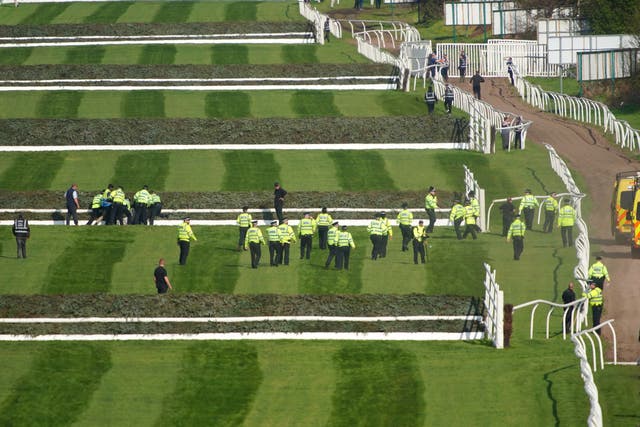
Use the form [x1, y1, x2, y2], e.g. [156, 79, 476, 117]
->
[543, 364, 574, 427]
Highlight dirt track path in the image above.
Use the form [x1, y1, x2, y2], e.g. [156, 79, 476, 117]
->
[471, 78, 640, 361]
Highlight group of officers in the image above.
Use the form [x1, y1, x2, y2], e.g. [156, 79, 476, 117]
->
[79, 184, 163, 226]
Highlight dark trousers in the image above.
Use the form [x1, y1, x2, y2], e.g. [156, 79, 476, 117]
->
[16, 237, 27, 258]
[370, 235, 382, 260]
[325, 245, 337, 267]
[300, 235, 312, 259]
[274, 201, 284, 222]
[413, 240, 425, 264]
[590, 276, 605, 290]
[399, 224, 412, 251]
[426, 103, 435, 114]
[508, 69, 514, 85]
[133, 203, 147, 225]
[238, 227, 249, 248]
[444, 99, 452, 113]
[473, 85, 481, 100]
[543, 211, 555, 233]
[463, 223, 477, 240]
[426, 208, 436, 233]
[249, 242, 261, 268]
[148, 203, 162, 225]
[502, 217, 513, 237]
[87, 208, 102, 225]
[66, 206, 78, 225]
[178, 240, 190, 265]
[591, 305, 603, 333]
[561, 226, 573, 247]
[380, 235, 388, 258]
[318, 226, 329, 249]
[459, 67, 466, 82]
[564, 306, 574, 332]
[512, 236, 524, 260]
[109, 202, 123, 225]
[279, 242, 290, 265]
[268, 242, 280, 266]
[336, 246, 351, 270]
[453, 217, 463, 240]
[523, 208, 534, 230]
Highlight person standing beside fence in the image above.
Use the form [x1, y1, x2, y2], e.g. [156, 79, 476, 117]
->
[462, 200, 478, 240]
[449, 199, 465, 240]
[507, 214, 526, 260]
[424, 186, 438, 233]
[444, 84, 454, 114]
[458, 51, 467, 82]
[273, 182, 287, 223]
[506, 57, 515, 86]
[324, 18, 331, 42]
[424, 86, 437, 115]
[562, 282, 576, 332]
[500, 116, 512, 150]
[64, 183, 80, 226]
[542, 192, 558, 233]
[518, 189, 538, 230]
[470, 70, 485, 100]
[236, 206, 252, 251]
[440, 54, 449, 82]
[558, 199, 575, 247]
[583, 282, 604, 333]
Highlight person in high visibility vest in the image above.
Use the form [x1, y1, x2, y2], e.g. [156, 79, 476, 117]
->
[424, 86, 437, 115]
[583, 282, 604, 334]
[245, 220, 265, 269]
[277, 218, 296, 266]
[518, 189, 539, 230]
[147, 190, 162, 225]
[298, 213, 317, 260]
[462, 200, 478, 240]
[397, 203, 413, 252]
[588, 256, 610, 289]
[542, 192, 558, 233]
[424, 186, 438, 233]
[108, 185, 126, 226]
[449, 199, 465, 240]
[468, 191, 481, 232]
[379, 212, 392, 258]
[316, 207, 333, 250]
[507, 214, 526, 260]
[236, 206, 252, 251]
[177, 217, 197, 265]
[325, 221, 340, 269]
[558, 199, 576, 247]
[412, 220, 429, 264]
[266, 220, 281, 267]
[101, 184, 114, 223]
[335, 225, 356, 270]
[132, 185, 151, 225]
[367, 213, 388, 260]
[12, 214, 30, 259]
[444, 84, 454, 113]
[86, 193, 104, 226]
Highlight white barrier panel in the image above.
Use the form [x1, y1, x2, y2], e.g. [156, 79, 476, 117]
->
[399, 41, 434, 74]
[512, 298, 588, 340]
[492, 8, 573, 36]
[482, 263, 504, 349]
[577, 48, 640, 82]
[537, 18, 588, 45]
[548, 34, 638, 65]
[444, 2, 511, 26]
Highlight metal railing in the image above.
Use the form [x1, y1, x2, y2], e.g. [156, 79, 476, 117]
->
[483, 263, 504, 348]
[486, 192, 575, 233]
[512, 298, 588, 340]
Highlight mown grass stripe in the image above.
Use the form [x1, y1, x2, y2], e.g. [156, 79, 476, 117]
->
[84, 2, 131, 23]
[153, 1, 194, 23]
[36, 91, 82, 118]
[44, 228, 133, 293]
[329, 343, 425, 427]
[0, 48, 32, 65]
[0, 343, 111, 426]
[0, 152, 65, 190]
[63, 46, 106, 64]
[328, 151, 397, 191]
[122, 91, 165, 118]
[281, 45, 318, 63]
[170, 228, 241, 293]
[205, 92, 251, 118]
[291, 91, 340, 116]
[138, 45, 177, 65]
[157, 342, 262, 426]
[225, 2, 257, 21]
[21, 3, 70, 25]
[221, 151, 280, 191]
[211, 45, 249, 65]
[110, 151, 169, 190]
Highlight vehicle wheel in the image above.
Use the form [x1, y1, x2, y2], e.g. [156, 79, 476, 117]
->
[631, 246, 640, 259]
[614, 232, 629, 244]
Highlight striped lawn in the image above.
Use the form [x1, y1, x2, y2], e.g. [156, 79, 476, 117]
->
[0, 91, 423, 119]
[0, 146, 564, 195]
[0, 340, 592, 426]
[0, 2, 304, 26]
[5, 43, 369, 66]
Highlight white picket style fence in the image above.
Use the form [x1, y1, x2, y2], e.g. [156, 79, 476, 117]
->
[514, 72, 640, 151]
[463, 164, 487, 230]
[512, 298, 588, 340]
[482, 263, 504, 349]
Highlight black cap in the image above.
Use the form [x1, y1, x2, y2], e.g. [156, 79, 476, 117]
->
[184, 217, 191, 221]
[380, 212, 386, 217]
[341, 225, 348, 230]
[525, 189, 532, 193]
[271, 220, 277, 225]
[251, 220, 258, 224]
[332, 221, 339, 226]
[402, 202, 408, 208]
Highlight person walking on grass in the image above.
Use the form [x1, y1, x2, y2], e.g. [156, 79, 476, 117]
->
[177, 217, 197, 265]
[507, 214, 526, 260]
[65, 183, 80, 226]
[424, 86, 437, 115]
[449, 199, 465, 240]
[236, 206, 252, 251]
[273, 182, 287, 223]
[397, 203, 413, 251]
[267, 220, 281, 267]
[558, 199, 576, 247]
[412, 220, 429, 264]
[153, 258, 173, 294]
[470, 70, 485, 100]
[277, 218, 296, 265]
[298, 212, 316, 260]
[316, 207, 333, 250]
[12, 214, 30, 259]
[542, 192, 558, 233]
[245, 220, 265, 269]
[583, 282, 603, 334]
[325, 221, 340, 268]
[335, 225, 355, 270]
[519, 189, 538, 230]
[424, 186, 438, 233]
[588, 256, 610, 289]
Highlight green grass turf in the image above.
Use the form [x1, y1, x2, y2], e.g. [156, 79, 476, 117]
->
[110, 151, 170, 191]
[0, 340, 599, 426]
[225, 1, 258, 21]
[205, 92, 251, 118]
[20, 3, 70, 25]
[221, 151, 280, 191]
[63, 46, 107, 64]
[0, 47, 32, 65]
[0, 152, 65, 190]
[211, 44, 250, 64]
[83, 2, 131, 24]
[281, 44, 318, 63]
[0, 91, 423, 119]
[153, 1, 194, 23]
[36, 91, 82, 118]
[138, 45, 177, 64]
[329, 151, 396, 191]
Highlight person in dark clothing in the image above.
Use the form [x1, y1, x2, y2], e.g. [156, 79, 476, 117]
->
[424, 86, 437, 115]
[324, 18, 331, 42]
[273, 182, 287, 222]
[12, 214, 30, 258]
[506, 57, 515, 85]
[65, 183, 80, 226]
[153, 258, 173, 294]
[561, 282, 576, 333]
[443, 84, 454, 113]
[499, 197, 516, 237]
[458, 51, 467, 82]
[470, 70, 485, 100]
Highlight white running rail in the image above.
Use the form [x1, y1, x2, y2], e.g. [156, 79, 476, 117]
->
[482, 263, 504, 349]
[512, 298, 588, 340]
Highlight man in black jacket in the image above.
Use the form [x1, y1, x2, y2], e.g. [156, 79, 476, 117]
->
[561, 282, 576, 333]
[12, 214, 30, 258]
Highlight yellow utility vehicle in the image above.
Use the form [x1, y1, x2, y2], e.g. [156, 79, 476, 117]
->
[611, 171, 639, 244]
